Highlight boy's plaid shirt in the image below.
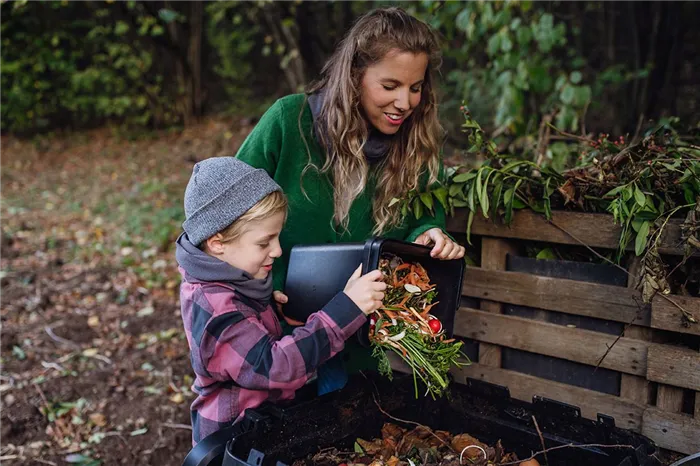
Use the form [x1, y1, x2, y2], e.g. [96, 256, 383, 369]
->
[178, 267, 366, 444]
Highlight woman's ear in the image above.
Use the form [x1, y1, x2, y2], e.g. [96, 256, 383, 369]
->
[204, 234, 225, 256]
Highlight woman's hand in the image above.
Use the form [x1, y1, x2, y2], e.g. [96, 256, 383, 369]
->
[413, 228, 465, 260]
[272, 290, 304, 326]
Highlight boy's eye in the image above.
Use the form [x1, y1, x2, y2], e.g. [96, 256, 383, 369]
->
[258, 243, 270, 248]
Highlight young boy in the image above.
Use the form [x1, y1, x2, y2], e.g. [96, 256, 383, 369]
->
[175, 157, 386, 444]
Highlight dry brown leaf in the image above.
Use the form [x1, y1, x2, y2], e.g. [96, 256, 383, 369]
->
[451, 433, 489, 459]
[89, 413, 107, 427]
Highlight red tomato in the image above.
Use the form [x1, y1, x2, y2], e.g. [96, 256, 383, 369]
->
[428, 317, 442, 333]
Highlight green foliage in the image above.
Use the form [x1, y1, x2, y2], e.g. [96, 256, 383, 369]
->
[1, 1, 178, 133]
[397, 105, 700, 275]
[205, 2, 259, 109]
[405, 1, 593, 138]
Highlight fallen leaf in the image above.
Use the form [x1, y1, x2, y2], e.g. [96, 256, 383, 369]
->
[82, 348, 98, 357]
[89, 413, 107, 427]
[130, 427, 148, 436]
[137, 306, 154, 317]
[87, 316, 100, 327]
[170, 393, 185, 404]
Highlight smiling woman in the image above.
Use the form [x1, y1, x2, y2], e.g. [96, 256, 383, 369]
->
[236, 7, 465, 396]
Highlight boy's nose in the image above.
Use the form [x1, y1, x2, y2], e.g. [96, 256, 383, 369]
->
[270, 243, 282, 258]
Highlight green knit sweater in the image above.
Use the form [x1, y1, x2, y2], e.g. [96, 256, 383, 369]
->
[237, 93, 448, 289]
[236, 93, 448, 371]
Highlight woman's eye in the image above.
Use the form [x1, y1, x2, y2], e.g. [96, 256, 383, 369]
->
[382, 85, 396, 91]
[410, 87, 422, 93]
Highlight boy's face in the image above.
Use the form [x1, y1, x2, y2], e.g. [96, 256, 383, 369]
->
[214, 211, 285, 279]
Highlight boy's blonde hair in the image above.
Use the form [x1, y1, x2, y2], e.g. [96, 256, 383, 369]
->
[214, 190, 288, 245]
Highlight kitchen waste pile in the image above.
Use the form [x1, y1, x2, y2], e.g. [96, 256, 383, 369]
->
[369, 254, 469, 399]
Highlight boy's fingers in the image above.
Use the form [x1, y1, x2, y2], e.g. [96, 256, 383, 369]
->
[362, 269, 384, 281]
[273, 290, 288, 304]
[374, 281, 388, 291]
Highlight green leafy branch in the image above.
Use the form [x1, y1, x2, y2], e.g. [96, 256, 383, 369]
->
[394, 104, 699, 310]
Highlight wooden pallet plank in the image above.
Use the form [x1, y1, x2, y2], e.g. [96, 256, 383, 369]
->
[447, 209, 688, 255]
[462, 267, 650, 325]
[621, 258, 654, 404]
[651, 294, 700, 336]
[657, 385, 685, 413]
[642, 408, 700, 455]
[620, 326, 653, 404]
[647, 344, 700, 391]
[454, 308, 649, 376]
[477, 238, 518, 368]
[450, 362, 644, 431]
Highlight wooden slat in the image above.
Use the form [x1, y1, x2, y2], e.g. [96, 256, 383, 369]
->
[454, 308, 649, 376]
[657, 385, 684, 413]
[651, 294, 700, 336]
[621, 257, 654, 404]
[647, 344, 700, 391]
[462, 267, 650, 325]
[477, 238, 518, 367]
[620, 326, 653, 404]
[642, 408, 700, 455]
[447, 208, 688, 255]
[450, 363, 644, 431]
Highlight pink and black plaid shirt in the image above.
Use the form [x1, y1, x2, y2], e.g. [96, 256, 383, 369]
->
[178, 267, 366, 444]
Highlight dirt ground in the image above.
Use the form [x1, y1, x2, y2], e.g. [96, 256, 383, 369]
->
[1, 118, 254, 465]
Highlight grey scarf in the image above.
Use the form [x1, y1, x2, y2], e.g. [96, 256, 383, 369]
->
[308, 89, 392, 164]
[175, 232, 272, 304]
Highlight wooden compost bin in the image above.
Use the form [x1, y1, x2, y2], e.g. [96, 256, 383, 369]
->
[442, 208, 700, 455]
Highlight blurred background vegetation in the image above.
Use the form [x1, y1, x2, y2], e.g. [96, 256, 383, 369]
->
[2, 0, 699, 161]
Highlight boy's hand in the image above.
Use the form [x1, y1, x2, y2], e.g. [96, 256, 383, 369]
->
[343, 265, 387, 315]
[273, 290, 304, 326]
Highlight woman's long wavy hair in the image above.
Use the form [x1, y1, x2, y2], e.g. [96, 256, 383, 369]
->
[304, 7, 443, 235]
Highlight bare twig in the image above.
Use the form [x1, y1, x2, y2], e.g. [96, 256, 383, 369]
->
[161, 422, 192, 431]
[535, 113, 554, 166]
[532, 416, 549, 466]
[593, 304, 642, 373]
[33, 382, 50, 409]
[659, 293, 698, 324]
[33, 457, 59, 465]
[546, 218, 629, 275]
[499, 443, 635, 466]
[44, 326, 81, 350]
[546, 122, 592, 143]
[371, 392, 453, 451]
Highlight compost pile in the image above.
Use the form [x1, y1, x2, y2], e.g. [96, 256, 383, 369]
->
[368, 254, 469, 399]
[293, 422, 524, 466]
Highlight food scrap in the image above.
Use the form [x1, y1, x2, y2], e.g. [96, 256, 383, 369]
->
[369, 254, 470, 398]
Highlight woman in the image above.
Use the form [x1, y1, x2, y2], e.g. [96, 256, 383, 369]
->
[236, 7, 465, 393]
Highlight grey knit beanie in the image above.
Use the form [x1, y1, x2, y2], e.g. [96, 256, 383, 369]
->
[182, 157, 282, 246]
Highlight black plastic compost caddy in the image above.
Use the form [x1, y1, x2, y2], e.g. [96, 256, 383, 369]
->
[182, 238, 661, 466]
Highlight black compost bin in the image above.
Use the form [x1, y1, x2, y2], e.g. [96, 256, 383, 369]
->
[283, 237, 465, 345]
[191, 373, 659, 466]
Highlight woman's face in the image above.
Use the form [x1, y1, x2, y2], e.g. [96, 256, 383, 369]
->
[360, 49, 429, 135]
